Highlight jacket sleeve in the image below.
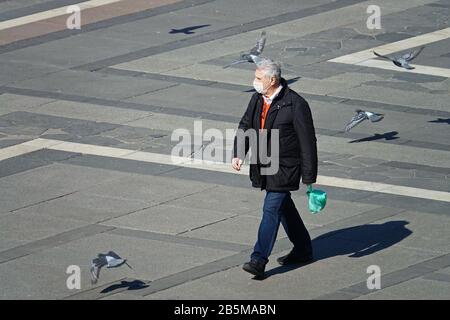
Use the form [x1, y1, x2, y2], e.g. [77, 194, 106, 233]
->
[293, 98, 318, 184]
[232, 95, 255, 159]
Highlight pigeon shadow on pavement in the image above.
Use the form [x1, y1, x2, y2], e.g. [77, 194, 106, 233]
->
[263, 220, 412, 279]
[428, 118, 450, 125]
[348, 131, 399, 143]
[101, 280, 150, 294]
[169, 24, 210, 34]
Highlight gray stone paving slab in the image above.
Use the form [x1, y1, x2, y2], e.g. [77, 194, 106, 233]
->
[13, 69, 177, 100]
[102, 203, 239, 235]
[0, 59, 64, 87]
[0, 0, 449, 300]
[12, 191, 151, 224]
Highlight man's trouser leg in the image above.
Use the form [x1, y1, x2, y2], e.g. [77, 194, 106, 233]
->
[251, 191, 289, 264]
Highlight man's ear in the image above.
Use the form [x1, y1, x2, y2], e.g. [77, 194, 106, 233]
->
[270, 77, 277, 86]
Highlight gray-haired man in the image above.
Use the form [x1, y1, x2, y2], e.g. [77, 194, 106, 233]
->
[232, 59, 318, 278]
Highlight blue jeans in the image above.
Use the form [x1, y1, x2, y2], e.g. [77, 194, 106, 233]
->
[251, 191, 312, 264]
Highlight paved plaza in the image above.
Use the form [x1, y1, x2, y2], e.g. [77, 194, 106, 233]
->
[0, 0, 449, 300]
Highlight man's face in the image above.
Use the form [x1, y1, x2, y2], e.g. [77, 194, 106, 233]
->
[254, 69, 272, 88]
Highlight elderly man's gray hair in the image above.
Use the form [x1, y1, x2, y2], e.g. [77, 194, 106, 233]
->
[257, 58, 281, 82]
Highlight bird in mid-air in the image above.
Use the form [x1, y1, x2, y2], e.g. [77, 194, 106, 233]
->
[344, 109, 384, 132]
[373, 46, 425, 70]
[90, 251, 132, 285]
[223, 31, 267, 68]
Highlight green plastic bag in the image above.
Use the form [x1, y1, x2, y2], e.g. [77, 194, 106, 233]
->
[306, 185, 327, 214]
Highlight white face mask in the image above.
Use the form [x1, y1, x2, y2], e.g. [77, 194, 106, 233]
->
[253, 79, 268, 94]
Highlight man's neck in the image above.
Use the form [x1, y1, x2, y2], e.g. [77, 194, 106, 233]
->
[264, 83, 281, 99]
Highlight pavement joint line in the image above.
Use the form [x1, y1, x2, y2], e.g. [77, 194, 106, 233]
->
[175, 213, 241, 235]
[93, 184, 217, 226]
[328, 27, 450, 77]
[314, 253, 450, 300]
[1, 138, 449, 203]
[5, 189, 80, 215]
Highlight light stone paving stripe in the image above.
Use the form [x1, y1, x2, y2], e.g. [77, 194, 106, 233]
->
[0, 0, 123, 31]
[329, 27, 450, 77]
[1, 138, 449, 203]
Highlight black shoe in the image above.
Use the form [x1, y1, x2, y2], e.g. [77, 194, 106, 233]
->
[277, 249, 313, 266]
[243, 259, 266, 278]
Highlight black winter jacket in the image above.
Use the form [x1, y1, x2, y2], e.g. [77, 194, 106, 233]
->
[233, 78, 318, 191]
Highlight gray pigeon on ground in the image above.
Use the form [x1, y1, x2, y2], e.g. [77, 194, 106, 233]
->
[373, 46, 425, 70]
[90, 251, 132, 285]
[345, 109, 384, 132]
[223, 31, 266, 68]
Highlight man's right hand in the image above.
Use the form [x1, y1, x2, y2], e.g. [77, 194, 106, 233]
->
[231, 157, 243, 171]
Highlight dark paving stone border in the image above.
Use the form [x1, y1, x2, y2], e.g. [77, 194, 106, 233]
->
[316, 253, 450, 299]
[0, 224, 115, 264]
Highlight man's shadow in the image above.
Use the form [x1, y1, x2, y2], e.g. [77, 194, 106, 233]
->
[263, 220, 412, 279]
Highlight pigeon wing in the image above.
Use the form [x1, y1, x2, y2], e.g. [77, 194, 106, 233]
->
[249, 31, 266, 55]
[106, 251, 122, 260]
[368, 113, 384, 122]
[93, 255, 107, 267]
[345, 112, 367, 132]
[250, 55, 264, 66]
[90, 261, 102, 284]
[402, 46, 424, 61]
[373, 51, 394, 61]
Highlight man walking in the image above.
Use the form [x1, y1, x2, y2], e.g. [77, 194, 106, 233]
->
[232, 58, 318, 278]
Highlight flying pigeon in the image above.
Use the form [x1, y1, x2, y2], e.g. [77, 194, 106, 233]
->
[90, 251, 132, 285]
[223, 31, 267, 68]
[373, 46, 425, 70]
[344, 109, 384, 132]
